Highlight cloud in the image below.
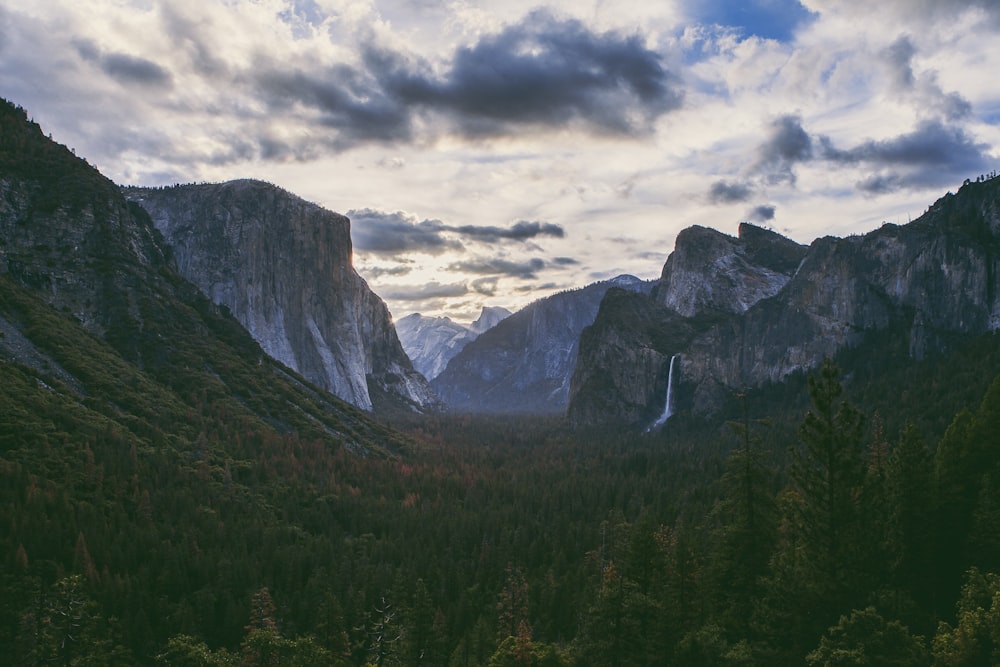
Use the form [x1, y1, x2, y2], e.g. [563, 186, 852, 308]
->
[471, 277, 499, 296]
[359, 265, 413, 279]
[807, 0, 1000, 31]
[349, 209, 463, 255]
[708, 179, 754, 204]
[379, 281, 470, 301]
[449, 220, 565, 242]
[881, 36, 971, 121]
[236, 9, 684, 150]
[821, 119, 992, 192]
[399, 10, 685, 137]
[74, 39, 172, 88]
[447, 257, 547, 279]
[350, 209, 566, 256]
[752, 114, 813, 185]
[747, 204, 776, 222]
[255, 67, 414, 148]
[553, 256, 580, 265]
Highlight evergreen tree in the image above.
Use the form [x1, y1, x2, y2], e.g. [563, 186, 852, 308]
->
[885, 423, 936, 625]
[706, 395, 777, 638]
[931, 568, 1000, 666]
[759, 360, 870, 663]
[806, 607, 929, 667]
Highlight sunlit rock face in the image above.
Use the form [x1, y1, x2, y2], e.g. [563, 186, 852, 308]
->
[569, 182, 1000, 427]
[654, 223, 807, 317]
[124, 180, 439, 413]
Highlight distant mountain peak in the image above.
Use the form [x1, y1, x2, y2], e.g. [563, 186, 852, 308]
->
[431, 276, 654, 414]
[396, 306, 512, 381]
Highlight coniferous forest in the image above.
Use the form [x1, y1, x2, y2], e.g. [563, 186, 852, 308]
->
[2, 314, 1000, 665]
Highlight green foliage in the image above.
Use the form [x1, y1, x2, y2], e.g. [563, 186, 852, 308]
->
[932, 568, 1000, 666]
[807, 607, 929, 666]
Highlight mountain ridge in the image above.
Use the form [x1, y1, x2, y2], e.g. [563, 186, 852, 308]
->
[568, 176, 1000, 428]
[432, 275, 654, 414]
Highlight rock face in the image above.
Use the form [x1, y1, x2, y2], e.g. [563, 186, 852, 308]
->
[396, 306, 511, 381]
[123, 181, 438, 413]
[654, 223, 808, 316]
[568, 189, 1000, 428]
[432, 275, 654, 414]
[1, 97, 405, 457]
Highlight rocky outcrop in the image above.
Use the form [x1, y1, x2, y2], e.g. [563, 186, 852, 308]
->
[568, 183, 1000, 428]
[123, 181, 439, 413]
[653, 223, 807, 316]
[396, 306, 511, 381]
[432, 275, 653, 414]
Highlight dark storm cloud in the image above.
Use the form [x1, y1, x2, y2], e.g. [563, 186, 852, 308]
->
[450, 220, 565, 242]
[388, 10, 685, 137]
[380, 282, 470, 301]
[256, 68, 414, 146]
[752, 114, 813, 184]
[251, 10, 683, 147]
[349, 209, 463, 255]
[747, 204, 776, 222]
[74, 39, 172, 88]
[708, 179, 754, 204]
[350, 210, 566, 256]
[821, 120, 991, 192]
[447, 257, 547, 279]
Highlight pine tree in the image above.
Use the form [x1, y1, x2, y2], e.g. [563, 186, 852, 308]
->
[792, 359, 867, 607]
[706, 394, 776, 637]
[758, 360, 869, 663]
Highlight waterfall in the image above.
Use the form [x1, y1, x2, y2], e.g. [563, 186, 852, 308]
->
[651, 354, 679, 429]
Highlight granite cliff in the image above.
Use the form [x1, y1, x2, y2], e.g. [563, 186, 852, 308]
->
[432, 275, 653, 414]
[123, 181, 438, 413]
[0, 97, 402, 450]
[568, 185, 1000, 428]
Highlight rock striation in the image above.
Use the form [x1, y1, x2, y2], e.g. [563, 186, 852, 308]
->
[395, 306, 511, 381]
[432, 275, 654, 414]
[568, 188, 1000, 428]
[123, 181, 439, 413]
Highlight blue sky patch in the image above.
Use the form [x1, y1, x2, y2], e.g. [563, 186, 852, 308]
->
[685, 0, 817, 43]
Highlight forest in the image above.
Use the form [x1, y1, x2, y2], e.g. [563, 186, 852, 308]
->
[2, 305, 1000, 665]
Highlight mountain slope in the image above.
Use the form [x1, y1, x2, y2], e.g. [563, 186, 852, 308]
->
[432, 275, 653, 414]
[122, 181, 438, 413]
[396, 306, 511, 380]
[568, 180, 1000, 428]
[0, 98, 403, 453]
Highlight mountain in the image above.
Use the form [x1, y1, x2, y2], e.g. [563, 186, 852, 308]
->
[0, 98, 403, 453]
[432, 275, 654, 414]
[568, 182, 1000, 428]
[396, 306, 511, 380]
[122, 181, 438, 413]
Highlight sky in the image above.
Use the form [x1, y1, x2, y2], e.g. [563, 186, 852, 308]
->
[2, 1, 999, 322]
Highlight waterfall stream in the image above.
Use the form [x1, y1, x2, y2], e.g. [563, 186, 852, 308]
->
[651, 354, 679, 429]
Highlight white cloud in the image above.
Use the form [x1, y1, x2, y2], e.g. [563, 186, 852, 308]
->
[2, 0, 997, 320]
